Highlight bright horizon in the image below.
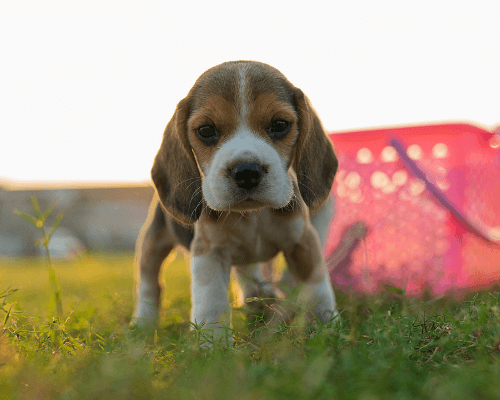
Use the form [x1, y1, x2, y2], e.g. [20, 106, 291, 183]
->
[1, 2, 499, 187]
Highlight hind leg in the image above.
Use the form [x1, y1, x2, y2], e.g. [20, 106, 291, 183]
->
[233, 262, 284, 326]
[234, 262, 278, 301]
[132, 198, 175, 326]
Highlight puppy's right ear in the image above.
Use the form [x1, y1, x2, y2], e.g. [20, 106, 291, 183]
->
[151, 97, 202, 225]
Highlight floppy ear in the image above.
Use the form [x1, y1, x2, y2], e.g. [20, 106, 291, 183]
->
[292, 87, 338, 213]
[151, 97, 203, 225]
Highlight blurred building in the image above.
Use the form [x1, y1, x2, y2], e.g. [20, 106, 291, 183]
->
[0, 183, 154, 258]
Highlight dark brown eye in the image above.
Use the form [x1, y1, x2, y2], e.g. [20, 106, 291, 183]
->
[196, 125, 219, 145]
[198, 125, 216, 138]
[268, 120, 290, 140]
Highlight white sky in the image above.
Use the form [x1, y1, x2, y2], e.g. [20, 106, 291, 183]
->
[1, 2, 499, 186]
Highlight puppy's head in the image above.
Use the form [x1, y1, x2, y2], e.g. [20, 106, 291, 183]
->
[152, 61, 338, 225]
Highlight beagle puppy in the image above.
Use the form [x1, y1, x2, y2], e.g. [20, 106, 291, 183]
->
[132, 61, 339, 337]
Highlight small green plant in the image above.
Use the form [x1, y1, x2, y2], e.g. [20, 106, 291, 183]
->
[1, 285, 20, 329]
[14, 195, 64, 318]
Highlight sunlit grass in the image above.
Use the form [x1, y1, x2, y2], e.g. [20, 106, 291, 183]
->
[1, 251, 192, 325]
[2, 252, 500, 399]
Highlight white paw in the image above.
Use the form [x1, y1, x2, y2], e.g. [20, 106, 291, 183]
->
[130, 301, 159, 327]
[190, 320, 234, 348]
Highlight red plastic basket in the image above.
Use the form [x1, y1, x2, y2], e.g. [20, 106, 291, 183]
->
[326, 124, 500, 295]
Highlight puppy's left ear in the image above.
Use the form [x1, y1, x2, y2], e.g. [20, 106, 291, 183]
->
[292, 87, 338, 213]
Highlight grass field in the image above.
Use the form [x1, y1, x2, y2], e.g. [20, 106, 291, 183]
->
[2, 251, 500, 399]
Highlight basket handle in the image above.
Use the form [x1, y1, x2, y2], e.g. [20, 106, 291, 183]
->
[390, 137, 499, 244]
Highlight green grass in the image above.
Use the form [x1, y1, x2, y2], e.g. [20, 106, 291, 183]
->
[2, 252, 500, 399]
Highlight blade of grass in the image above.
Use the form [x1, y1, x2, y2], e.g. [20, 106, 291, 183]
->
[47, 211, 64, 242]
[3, 305, 12, 326]
[39, 198, 59, 225]
[13, 209, 38, 227]
[30, 195, 42, 218]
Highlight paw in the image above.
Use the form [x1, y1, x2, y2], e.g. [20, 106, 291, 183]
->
[316, 308, 340, 325]
[130, 301, 159, 327]
[190, 320, 234, 348]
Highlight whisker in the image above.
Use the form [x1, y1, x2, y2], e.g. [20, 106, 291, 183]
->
[190, 199, 204, 220]
[190, 187, 203, 198]
[185, 178, 202, 191]
[296, 172, 314, 182]
[291, 193, 305, 213]
[173, 176, 202, 190]
[296, 181, 317, 198]
[222, 206, 232, 225]
[201, 202, 209, 214]
[232, 213, 244, 229]
[188, 187, 203, 212]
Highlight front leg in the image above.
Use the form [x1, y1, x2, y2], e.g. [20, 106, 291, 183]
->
[190, 253, 232, 341]
[283, 223, 338, 324]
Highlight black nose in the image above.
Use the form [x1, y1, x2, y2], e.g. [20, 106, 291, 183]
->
[230, 162, 263, 190]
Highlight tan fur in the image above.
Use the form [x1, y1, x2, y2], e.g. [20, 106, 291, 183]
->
[286, 222, 326, 283]
[188, 95, 239, 171]
[247, 92, 298, 164]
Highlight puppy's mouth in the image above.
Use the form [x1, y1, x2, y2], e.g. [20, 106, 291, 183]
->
[224, 191, 293, 212]
[226, 196, 268, 211]
[203, 182, 293, 212]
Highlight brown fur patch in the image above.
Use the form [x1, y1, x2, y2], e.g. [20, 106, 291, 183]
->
[286, 225, 325, 283]
[188, 95, 239, 171]
[190, 213, 231, 257]
[190, 221, 211, 257]
[247, 92, 298, 166]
